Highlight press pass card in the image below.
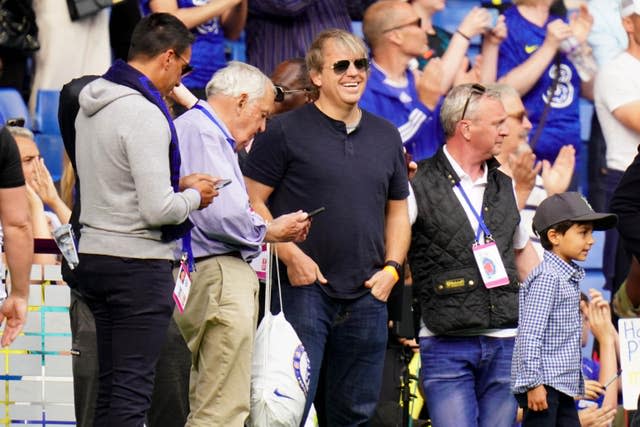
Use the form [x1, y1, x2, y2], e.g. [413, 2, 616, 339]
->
[173, 262, 191, 313]
[472, 241, 510, 288]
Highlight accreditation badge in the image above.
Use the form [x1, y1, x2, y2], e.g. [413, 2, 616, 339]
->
[472, 241, 509, 288]
[173, 260, 191, 313]
[250, 243, 268, 281]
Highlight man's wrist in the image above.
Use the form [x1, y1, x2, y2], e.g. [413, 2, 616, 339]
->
[383, 265, 399, 282]
[383, 260, 402, 282]
[456, 29, 471, 41]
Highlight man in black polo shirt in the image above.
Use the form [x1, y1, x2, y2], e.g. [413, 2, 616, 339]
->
[244, 29, 411, 425]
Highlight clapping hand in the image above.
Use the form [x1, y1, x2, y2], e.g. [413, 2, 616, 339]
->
[541, 145, 575, 195]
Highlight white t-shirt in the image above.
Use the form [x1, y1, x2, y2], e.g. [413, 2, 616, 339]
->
[594, 51, 640, 172]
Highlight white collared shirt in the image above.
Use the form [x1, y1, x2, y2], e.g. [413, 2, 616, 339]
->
[443, 146, 528, 249]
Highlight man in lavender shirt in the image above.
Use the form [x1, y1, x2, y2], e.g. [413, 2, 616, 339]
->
[173, 61, 311, 427]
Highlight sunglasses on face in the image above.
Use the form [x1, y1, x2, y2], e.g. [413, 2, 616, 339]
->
[460, 83, 487, 121]
[5, 117, 25, 127]
[329, 58, 369, 75]
[382, 17, 422, 33]
[174, 51, 193, 77]
[273, 85, 312, 103]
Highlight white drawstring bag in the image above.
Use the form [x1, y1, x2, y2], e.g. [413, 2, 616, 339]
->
[249, 245, 313, 427]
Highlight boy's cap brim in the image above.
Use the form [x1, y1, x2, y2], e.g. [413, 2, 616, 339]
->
[532, 192, 618, 234]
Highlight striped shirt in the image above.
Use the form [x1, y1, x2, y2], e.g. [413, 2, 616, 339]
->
[246, 0, 352, 75]
[511, 250, 585, 397]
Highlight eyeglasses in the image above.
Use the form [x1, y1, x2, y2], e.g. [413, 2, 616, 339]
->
[382, 17, 422, 33]
[5, 117, 25, 127]
[273, 85, 312, 103]
[329, 58, 369, 75]
[174, 51, 193, 77]
[460, 83, 487, 121]
[507, 109, 529, 122]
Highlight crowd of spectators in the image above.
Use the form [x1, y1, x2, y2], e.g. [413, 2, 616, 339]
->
[2, 0, 640, 426]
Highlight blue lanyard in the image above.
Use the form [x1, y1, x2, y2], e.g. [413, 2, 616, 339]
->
[455, 182, 492, 243]
[193, 103, 236, 148]
[181, 232, 195, 272]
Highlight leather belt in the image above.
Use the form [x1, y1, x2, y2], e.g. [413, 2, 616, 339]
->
[195, 252, 243, 263]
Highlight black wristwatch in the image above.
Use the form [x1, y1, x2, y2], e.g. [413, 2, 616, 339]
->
[384, 260, 402, 276]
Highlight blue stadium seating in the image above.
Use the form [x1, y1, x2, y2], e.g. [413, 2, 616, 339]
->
[33, 90, 61, 134]
[33, 89, 64, 182]
[432, 0, 483, 59]
[576, 230, 608, 358]
[578, 230, 605, 270]
[35, 133, 64, 182]
[0, 87, 31, 128]
[225, 32, 247, 63]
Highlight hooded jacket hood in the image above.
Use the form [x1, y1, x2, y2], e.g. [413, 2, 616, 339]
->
[79, 78, 141, 118]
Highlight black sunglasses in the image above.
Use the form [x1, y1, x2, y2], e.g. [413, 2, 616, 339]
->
[460, 83, 487, 121]
[174, 51, 193, 77]
[5, 117, 25, 127]
[273, 85, 312, 103]
[382, 17, 422, 33]
[330, 58, 369, 75]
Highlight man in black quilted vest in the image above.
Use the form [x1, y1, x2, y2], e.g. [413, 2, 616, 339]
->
[409, 83, 539, 427]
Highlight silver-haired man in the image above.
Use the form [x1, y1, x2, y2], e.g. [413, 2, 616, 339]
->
[173, 61, 311, 427]
[408, 84, 538, 427]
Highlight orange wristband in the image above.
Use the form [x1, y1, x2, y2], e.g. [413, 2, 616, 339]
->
[383, 265, 400, 282]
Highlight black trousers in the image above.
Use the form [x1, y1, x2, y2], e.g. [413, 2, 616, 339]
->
[77, 254, 176, 427]
[516, 386, 580, 427]
[69, 289, 191, 427]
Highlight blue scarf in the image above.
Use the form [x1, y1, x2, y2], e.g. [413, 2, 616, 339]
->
[102, 59, 193, 242]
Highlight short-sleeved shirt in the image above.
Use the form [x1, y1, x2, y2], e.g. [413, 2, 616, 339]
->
[594, 52, 640, 172]
[139, 0, 226, 90]
[0, 127, 25, 189]
[498, 6, 581, 162]
[243, 103, 409, 298]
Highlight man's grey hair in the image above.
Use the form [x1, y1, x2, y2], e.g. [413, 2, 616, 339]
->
[440, 84, 502, 138]
[205, 61, 274, 102]
[6, 126, 35, 141]
[486, 83, 520, 103]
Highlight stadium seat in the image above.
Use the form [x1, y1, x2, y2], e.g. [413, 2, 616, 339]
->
[33, 90, 61, 134]
[352, 21, 364, 39]
[432, 0, 483, 59]
[35, 133, 64, 182]
[577, 230, 605, 271]
[0, 87, 31, 128]
[225, 32, 247, 63]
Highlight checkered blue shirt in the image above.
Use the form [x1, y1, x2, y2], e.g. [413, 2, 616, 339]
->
[511, 250, 585, 397]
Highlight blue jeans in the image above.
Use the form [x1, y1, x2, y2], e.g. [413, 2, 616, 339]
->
[419, 335, 517, 427]
[275, 283, 388, 427]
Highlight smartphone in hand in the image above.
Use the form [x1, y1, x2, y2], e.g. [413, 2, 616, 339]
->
[306, 207, 326, 219]
[215, 179, 232, 190]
